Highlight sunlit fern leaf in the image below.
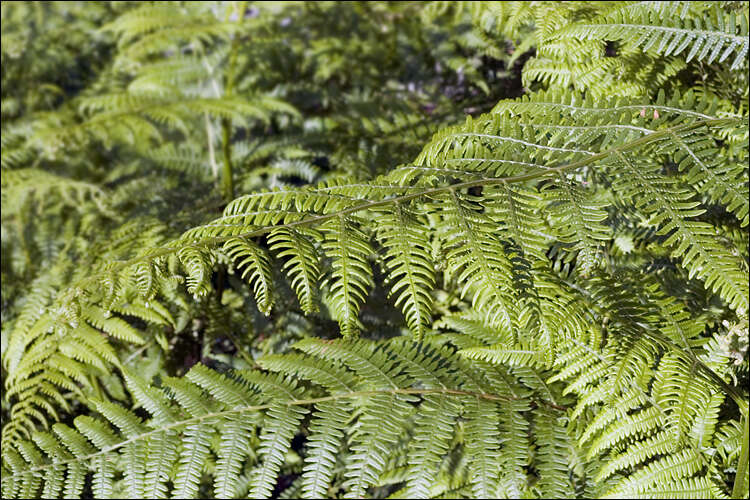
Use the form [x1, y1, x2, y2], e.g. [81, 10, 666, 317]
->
[174, 423, 215, 499]
[2, 3, 748, 495]
[294, 338, 411, 389]
[459, 341, 549, 369]
[595, 430, 675, 482]
[53, 423, 96, 498]
[83, 305, 146, 345]
[440, 311, 512, 345]
[320, 216, 374, 337]
[603, 448, 708, 499]
[144, 429, 179, 499]
[661, 123, 749, 227]
[404, 394, 462, 499]
[74, 416, 119, 498]
[495, 390, 532, 497]
[123, 370, 179, 425]
[185, 363, 258, 407]
[588, 405, 665, 459]
[267, 227, 321, 314]
[604, 475, 728, 499]
[224, 237, 275, 315]
[611, 150, 749, 312]
[437, 189, 518, 332]
[299, 400, 351, 499]
[463, 397, 502, 498]
[343, 392, 416, 499]
[374, 202, 435, 340]
[257, 352, 359, 394]
[215, 415, 255, 499]
[653, 353, 717, 447]
[162, 377, 219, 417]
[543, 175, 612, 275]
[177, 247, 213, 298]
[30, 432, 69, 499]
[92, 399, 147, 498]
[533, 409, 575, 499]
[249, 403, 308, 499]
[485, 185, 548, 334]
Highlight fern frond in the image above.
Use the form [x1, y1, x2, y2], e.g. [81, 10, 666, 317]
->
[405, 394, 462, 499]
[533, 409, 575, 498]
[653, 353, 719, 447]
[3, 4, 747, 497]
[267, 227, 321, 314]
[438, 189, 518, 331]
[1, 336, 564, 499]
[611, 148, 748, 312]
[224, 237, 275, 315]
[249, 403, 308, 499]
[320, 216, 374, 337]
[552, 3, 750, 70]
[604, 448, 708, 498]
[375, 203, 435, 340]
[462, 397, 502, 498]
[299, 400, 350, 499]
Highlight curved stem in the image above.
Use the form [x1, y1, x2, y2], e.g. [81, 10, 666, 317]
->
[221, 118, 233, 202]
[733, 413, 749, 499]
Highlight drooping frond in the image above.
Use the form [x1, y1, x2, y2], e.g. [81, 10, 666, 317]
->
[0, 337, 568, 499]
[374, 203, 436, 340]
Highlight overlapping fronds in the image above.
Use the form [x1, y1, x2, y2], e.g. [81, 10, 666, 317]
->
[2, 1, 748, 498]
[38, 89, 747, 339]
[0, 337, 564, 499]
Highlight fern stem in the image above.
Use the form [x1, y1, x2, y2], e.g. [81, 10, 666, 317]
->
[733, 413, 750, 499]
[0, 387, 565, 482]
[205, 113, 219, 181]
[220, 1, 248, 202]
[221, 119, 234, 202]
[200, 55, 222, 182]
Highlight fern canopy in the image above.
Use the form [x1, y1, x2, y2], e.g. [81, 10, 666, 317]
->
[2, 1, 748, 499]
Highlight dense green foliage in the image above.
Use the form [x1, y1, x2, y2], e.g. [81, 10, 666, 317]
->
[1, 1, 748, 498]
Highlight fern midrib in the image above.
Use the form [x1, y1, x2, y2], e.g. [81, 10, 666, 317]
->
[2, 386, 564, 482]
[517, 121, 653, 133]
[105, 118, 743, 256]
[452, 132, 597, 156]
[568, 22, 748, 45]
[495, 101, 740, 121]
